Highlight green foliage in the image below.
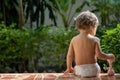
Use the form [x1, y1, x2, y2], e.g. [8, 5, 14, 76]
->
[0, 22, 78, 72]
[24, 0, 57, 28]
[0, 0, 18, 26]
[0, 0, 57, 28]
[0, 22, 30, 72]
[38, 26, 78, 71]
[96, 25, 107, 38]
[101, 24, 120, 72]
[86, 0, 120, 26]
[48, 0, 87, 28]
[0, 22, 46, 72]
[1, 21, 120, 73]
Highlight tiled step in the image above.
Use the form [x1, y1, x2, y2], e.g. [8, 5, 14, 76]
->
[0, 73, 120, 80]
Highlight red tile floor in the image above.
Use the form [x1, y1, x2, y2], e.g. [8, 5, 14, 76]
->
[0, 73, 120, 80]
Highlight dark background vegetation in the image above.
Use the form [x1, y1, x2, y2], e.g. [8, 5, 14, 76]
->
[0, 0, 120, 73]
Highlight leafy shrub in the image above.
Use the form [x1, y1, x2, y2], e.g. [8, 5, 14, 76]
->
[2, 21, 119, 73]
[0, 22, 31, 72]
[0, 22, 78, 72]
[0, 22, 46, 72]
[38, 26, 78, 72]
[101, 24, 120, 73]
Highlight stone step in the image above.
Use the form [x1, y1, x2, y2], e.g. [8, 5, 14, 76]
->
[0, 73, 120, 80]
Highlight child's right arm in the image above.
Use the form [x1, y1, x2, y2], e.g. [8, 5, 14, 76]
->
[64, 39, 74, 74]
[95, 38, 115, 61]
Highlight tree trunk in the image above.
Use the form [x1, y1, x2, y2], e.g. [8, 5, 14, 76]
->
[30, 13, 32, 28]
[2, 3, 6, 24]
[18, 0, 24, 28]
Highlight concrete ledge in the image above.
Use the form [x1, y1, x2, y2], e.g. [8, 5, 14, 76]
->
[0, 73, 120, 80]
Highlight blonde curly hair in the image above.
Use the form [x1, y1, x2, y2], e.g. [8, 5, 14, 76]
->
[74, 11, 99, 30]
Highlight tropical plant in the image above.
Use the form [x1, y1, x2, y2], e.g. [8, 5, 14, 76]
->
[112, 0, 120, 23]
[24, 0, 57, 28]
[0, 22, 28, 72]
[37, 26, 78, 72]
[0, 0, 57, 28]
[86, 0, 120, 26]
[0, 21, 79, 72]
[101, 24, 120, 73]
[47, 0, 89, 28]
[0, 22, 42, 72]
[0, 0, 19, 26]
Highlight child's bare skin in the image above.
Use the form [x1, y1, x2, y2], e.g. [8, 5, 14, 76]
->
[107, 59, 115, 76]
[64, 11, 115, 77]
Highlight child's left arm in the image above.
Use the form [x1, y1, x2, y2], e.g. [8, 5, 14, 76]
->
[107, 59, 115, 76]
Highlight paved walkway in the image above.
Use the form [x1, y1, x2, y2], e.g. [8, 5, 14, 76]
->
[0, 73, 120, 80]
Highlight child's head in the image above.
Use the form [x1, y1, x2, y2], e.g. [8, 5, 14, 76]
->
[75, 11, 99, 35]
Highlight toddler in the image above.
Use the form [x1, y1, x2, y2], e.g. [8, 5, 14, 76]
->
[64, 11, 115, 77]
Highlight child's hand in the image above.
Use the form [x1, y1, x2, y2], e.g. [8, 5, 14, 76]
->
[107, 54, 115, 76]
[107, 67, 115, 76]
[64, 67, 74, 75]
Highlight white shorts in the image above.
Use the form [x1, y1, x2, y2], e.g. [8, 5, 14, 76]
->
[74, 63, 101, 77]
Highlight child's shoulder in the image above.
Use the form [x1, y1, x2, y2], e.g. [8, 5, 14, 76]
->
[94, 36, 100, 41]
[70, 35, 79, 42]
[88, 35, 100, 43]
[92, 36, 100, 43]
[71, 35, 79, 40]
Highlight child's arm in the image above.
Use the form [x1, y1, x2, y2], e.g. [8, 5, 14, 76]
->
[95, 38, 115, 61]
[64, 39, 74, 74]
[95, 38, 115, 76]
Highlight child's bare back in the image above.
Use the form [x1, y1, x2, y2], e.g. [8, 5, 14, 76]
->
[72, 32, 97, 65]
